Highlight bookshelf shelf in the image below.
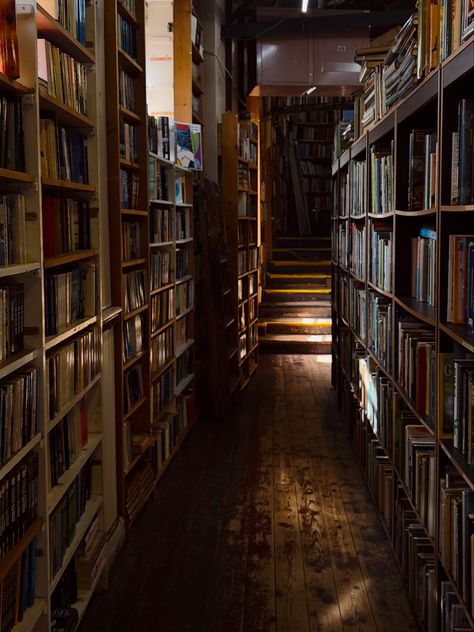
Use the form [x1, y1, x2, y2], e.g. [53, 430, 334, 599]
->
[176, 373, 195, 396]
[45, 316, 98, 351]
[48, 374, 102, 433]
[0, 433, 42, 483]
[36, 5, 96, 63]
[176, 274, 193, 285]
[121, 208, 148, 216]
[39, 92, 95, 129]
[150, 282, 174, 296]
[395, 208, 437, 217]
[394, 296, 436, 326]
[123, 396, 147, 422]
[44, 249, 100, 268]
[0, 168, 33, 183]
[41, 178, 96, 193]
[439, 322, 474, 353]
[123, 305, 148, 321]
[47, 435, 103, 514]
[440, 440, 474, 491]
[123, 351, 147, 372]
[176, 306, 194, 321]
[440, 204, 474, 212]
[49, 496, 103, 594]
[151, 356, 175, 383]
[0, 72, 33, 96]
[176, 338, 195, 358]
[0, 262, 41, 278]
[122, 258, 147, 269]
[118, 49, 143, 75]
[120, 106, 141, 123]
[119, 159, 142, 171]
[0, 348, 40, 381]
[73, 560, 107, 625]
[192, 43, 204, 64]
[151, 320, 174, 338]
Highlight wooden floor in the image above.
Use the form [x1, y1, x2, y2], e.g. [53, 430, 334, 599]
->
[79, 355, 419, 632]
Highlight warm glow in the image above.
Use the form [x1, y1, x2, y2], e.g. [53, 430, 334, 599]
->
[315, 355, 332, 364]
[302, 0, 309, 12]
[305, 86, 317, 95]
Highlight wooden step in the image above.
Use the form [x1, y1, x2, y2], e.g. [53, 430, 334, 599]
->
[263, 288, 331, 302]
[271, 250, 331, 262]
[274, 236, 331, 249]
[259, 301, 331, 319]
[258, 317, 332, 336]
[259, 333, 332, 354]
[266, 272, 331, 288]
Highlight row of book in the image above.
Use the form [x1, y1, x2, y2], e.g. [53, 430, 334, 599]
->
[0, 538, 37, 632]
[43, 197, 91, 258]
[151, 325, 173, 375]
[176, 248, 189, 280]
[122, 221, 141, 261]
[124, 269, 146, 314]
[47, 328, 100, 419]
[48, 399, 88, 488]
[48, 0, 87, 44]
[124, 460, 154, 525]
[0, 194, 27, 267]
[38, 39, 88, 116]
[152, 366, 174, 419]
[293, 125, 333, 142]
[408, 130, 436, 211]
[451, 98, 474, 206]
[440, 581, 473, 631]
[0, 452, 38, 559]
[368, 292, 392, 370]
[397, 319, 436, 418]
[151, 287, 174, 333]
[300, 161, 330, 177]
[0, 283, 24, 360]
[446, 235, 474, 332]
[120, 120, 138, 163]
[40, 118, 89, 184]
[151, 250, 172, 291]
[411, 227, 436, 306]
[338, 222, 349, 268]
[370, 223, 392, 291]
[75, 512, 105, 589]
[176, 348, 192, 386]
[176, 208, 191, 240]
[148, 115, 171, 161]
[297, 142, 332, 159]
[151, 395, 193, 475]
[350, 222, 365, 280]
[123, 313, 145, 363]
[49, 463, 92, 577]
[350, 280, 367, 341]
[120, 168, 140, 209]
[45, 263, 96, 336]
[150, 205, 173, 243]
[124, 364, 143, 414]
[0, 97, 24, 172]
[176, 279, 194, 317]
[370, 146, 394, 214]
[238, 121, 257, 164]
[439, 467, 474, 614]
[149, 159, 169, 201]
[351, 159, 366, 216]
[0, 368, 39, 467]
[357, 357, 393, 452]
[118, 14, 137, 59]
[119, 69, 136, 112]
[451, 355, 474, 462]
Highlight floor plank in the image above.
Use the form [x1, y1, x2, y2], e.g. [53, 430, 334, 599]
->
[79, 355, 419, 632]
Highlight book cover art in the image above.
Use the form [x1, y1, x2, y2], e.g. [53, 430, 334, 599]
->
[175, 122, 203, 170]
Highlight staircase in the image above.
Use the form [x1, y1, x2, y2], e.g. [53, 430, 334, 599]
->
[258, 236, 332, 353]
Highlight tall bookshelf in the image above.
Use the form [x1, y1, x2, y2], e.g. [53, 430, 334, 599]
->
[104, 0, 153, 526]
[332, 37, 474, 631]
[0, 2, 108, 630]
[221, 112, 259, 391]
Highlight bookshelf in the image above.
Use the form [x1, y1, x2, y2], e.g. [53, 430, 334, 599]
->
[104, 0, 152, 526]
[0, 2, 109, 631]
[221, 112, 259, 391]
[332, 37, 474, 631]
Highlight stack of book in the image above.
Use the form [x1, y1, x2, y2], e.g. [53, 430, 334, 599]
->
[450, 98, 474, 206]
[446, 234, 474, 329]
[411, 227, 436, 306]
[370, 222, 392, 292]
[370, 145, 394, 214]
[382, 14, 418, 113]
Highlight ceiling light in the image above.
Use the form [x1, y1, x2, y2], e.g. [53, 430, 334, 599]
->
[302, 0, 309, 12]
[304, 86, 317, 95]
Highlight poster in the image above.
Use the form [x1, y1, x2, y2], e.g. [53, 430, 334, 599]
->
[175, 122, 203, 170]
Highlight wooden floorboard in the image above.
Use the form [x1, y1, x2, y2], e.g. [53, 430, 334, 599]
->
[79, 354, 418, 632]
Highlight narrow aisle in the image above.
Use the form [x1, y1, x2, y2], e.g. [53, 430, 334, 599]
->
[80, 355, 418, 632]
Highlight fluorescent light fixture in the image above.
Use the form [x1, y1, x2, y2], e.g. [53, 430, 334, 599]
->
[304, 86, 317, 95]
[302, 0, 309, 12]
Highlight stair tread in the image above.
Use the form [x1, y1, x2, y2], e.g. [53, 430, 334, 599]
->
[260, 333, 332, 342]
[260, 301, 331, 308]
[259, 317, 331, 326]
[267, 272, 330, 279]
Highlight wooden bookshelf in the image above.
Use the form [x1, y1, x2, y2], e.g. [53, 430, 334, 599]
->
[332, 33, 474, 631]
[104, 0, 151, 528]
[0, 2, 110, 631]
[221, 112, 260, 390]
